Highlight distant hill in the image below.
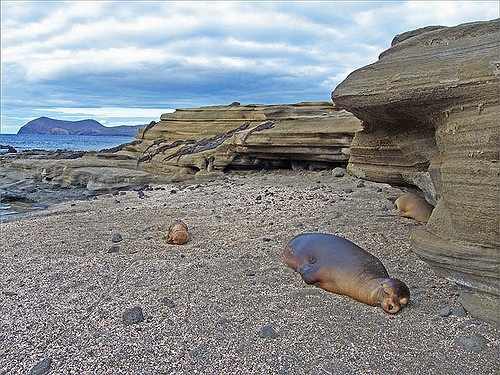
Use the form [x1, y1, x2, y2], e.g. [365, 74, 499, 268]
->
[17, 117, 144, 136]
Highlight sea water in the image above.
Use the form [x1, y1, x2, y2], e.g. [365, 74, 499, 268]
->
[0, 133, 136, 152]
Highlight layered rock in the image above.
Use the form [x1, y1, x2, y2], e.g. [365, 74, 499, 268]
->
[114, 102, 361, 182]
[0, 151, 168, 201]
[332, 19, 499, 325]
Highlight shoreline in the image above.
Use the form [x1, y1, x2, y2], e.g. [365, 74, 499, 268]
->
[1, 169, 498, 374]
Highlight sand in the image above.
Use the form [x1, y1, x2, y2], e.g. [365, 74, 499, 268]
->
[1, 169, 498, 374]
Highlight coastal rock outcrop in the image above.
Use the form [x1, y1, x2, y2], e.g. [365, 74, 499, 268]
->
[332, 19, 499, 325]
[0, 151, 168, 207]
[113, 102, 361, 182]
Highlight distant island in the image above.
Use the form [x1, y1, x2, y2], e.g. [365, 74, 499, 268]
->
[17, 116, 144, 136]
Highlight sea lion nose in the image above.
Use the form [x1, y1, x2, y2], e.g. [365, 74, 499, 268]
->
[298, 264, 313, 273]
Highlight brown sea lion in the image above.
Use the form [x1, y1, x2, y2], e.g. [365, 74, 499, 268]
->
[283, 233, 410, 314]
[167, 219, 190, 245]
[395, 193, 434, 223]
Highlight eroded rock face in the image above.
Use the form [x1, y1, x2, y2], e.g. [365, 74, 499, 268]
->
[0, 152, 168, 198]
[114, 102, 361, 182]
[332, 19, 499, 325]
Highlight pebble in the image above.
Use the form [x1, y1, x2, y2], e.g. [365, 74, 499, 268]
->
[452, 306, 467, 317]
[455, 334, 489, 352]
[122, 306, 145, 325]
[112, 233, 123, 243]
[258, 324, 278, 339]
[332, 167, 345, 177]
[30, 358, 52, 375]
[439, 306, 452, 317]
[108, 244, 120, 253]
[217, 317, 230, 325]
[161, 297, 176, 308]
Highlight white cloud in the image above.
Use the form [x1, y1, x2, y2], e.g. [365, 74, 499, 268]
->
[37, 107, 174, 120]
[1, 0, 498, 132]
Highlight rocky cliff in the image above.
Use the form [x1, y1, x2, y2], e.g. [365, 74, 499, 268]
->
[332, 19, 499, 325]
[113, 102, 361, 182]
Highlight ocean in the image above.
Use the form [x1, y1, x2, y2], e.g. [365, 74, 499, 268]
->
[0, 133, 137, 152]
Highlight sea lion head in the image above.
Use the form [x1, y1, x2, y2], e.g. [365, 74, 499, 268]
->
[167, 219, 190, 245]
[378, 278, 410, 314]
[282, 242, 321, 285]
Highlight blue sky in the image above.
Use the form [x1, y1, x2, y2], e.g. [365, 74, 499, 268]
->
[1, 1, 498, 133]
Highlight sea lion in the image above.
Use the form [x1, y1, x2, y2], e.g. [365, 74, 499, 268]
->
[283, 233, 410, 314]
[395, 193, 434, 223]
[167, 219, 190, 245]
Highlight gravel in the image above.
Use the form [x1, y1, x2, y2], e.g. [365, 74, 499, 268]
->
[1, 169, 498, 374]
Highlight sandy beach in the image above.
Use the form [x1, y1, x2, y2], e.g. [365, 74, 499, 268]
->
[1, 169, 498, 374]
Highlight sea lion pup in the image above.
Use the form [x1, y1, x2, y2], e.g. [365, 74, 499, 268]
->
[283, 233, 410, 314]
[395, 193, 434, 223]
[167, 219, 190, 245]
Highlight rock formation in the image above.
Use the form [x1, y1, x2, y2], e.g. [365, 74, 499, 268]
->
[112, 102, 361, 182]
[332, 19, 499, 325]
[0, 150, 168, 204]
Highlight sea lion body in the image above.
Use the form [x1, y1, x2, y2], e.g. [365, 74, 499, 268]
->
[167, 219, 190, 245]
[395, 193, 434, 223]
[283, 233, 410, 314]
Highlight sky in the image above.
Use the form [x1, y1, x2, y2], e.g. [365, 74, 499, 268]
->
[1, 1, 498, 133]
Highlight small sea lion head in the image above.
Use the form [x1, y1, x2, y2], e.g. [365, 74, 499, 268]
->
[167, 230, 189, 245]
[283, 243, 321, 285]
[379, 278, 410, 314]
[167, 219, 189, 245]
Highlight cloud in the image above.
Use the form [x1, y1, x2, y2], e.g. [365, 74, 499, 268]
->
[1, 0, 498, 132]
[26, 107, 175, 128]
[38, 107, 174, 121]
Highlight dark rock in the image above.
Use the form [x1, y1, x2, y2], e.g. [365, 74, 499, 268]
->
[112, 233, 123, 243]
[122, 306, 145, 325]
[452, 306, 468, 317]
[30, 358, 52, 375]
[108, 244, 120, 253]
[217, 317, 230, 325]
[439, 306, 452, 317]
[258, 324, 278, 339]
[161, 297, 176, 308]
[0, 145, 17, 154]
[455, 334, 489, 352]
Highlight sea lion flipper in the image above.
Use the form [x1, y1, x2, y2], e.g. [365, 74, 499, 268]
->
[297, 264, 320, 284]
